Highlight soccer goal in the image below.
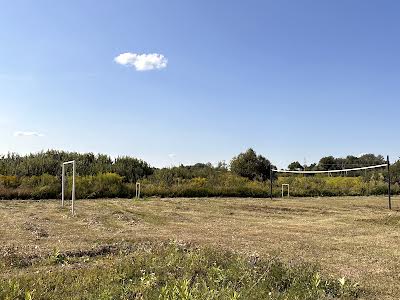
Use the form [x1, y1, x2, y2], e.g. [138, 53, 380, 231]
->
[62, 160, 76, 215]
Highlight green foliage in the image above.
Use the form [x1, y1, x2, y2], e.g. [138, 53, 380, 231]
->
[0, 176, 20, 188]
[315, 154, 385, 172]
[0, 150, 152, 181]
[112, 156, 152, 183]
[230, 148, 274, 181]
[0, 242, 361, 299]
[391, 159, 400, 184]
[0, 171, 398, 199]
[0, 150, 398, 199]
[50, 248, 68, 265]
[288, 161, 304, 171]
[151, 163, 224, 185]
[276, 175, 399, 197]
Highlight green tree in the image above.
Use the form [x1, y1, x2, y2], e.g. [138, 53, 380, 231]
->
[318, 156, 337, 170]
[390, 158, 400, 184]
[288, 161, 304, 171]
[230, 148, 273, 181]
[112, 156, 153, 183]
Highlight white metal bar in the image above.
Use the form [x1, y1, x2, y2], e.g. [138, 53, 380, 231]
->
[61, 164, 65, 207]
[61, 160, 76, 215]
[135, 182, 141, 199]
[72, 161, 75, 215]
[273, 164, 387, 174]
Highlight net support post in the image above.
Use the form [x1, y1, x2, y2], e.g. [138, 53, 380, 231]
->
[270, 165, 273, 200]
[72, 160, 75, 215]
[387, 155, 391, 210]
[61, 164, 65, 207]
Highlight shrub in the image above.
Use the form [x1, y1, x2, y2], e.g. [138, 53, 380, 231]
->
[0, 176, 20, 188]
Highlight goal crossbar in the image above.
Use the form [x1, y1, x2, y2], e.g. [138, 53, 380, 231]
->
[273, 163, 388, 174]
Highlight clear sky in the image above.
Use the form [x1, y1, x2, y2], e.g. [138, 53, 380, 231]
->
[1, 0, 399, 168]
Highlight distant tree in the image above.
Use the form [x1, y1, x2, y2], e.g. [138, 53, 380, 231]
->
[216, 160, 228, 170]
[390, 158, 400, 184]
[230, 148, 274, 181]
[318, 156, 337, 170]
[288, 161, 304, 171]
[305, 163, 317, 171]
[358, 154, 385, 166]
[344, 155, 359, 167]
[112, 156, 153, 183]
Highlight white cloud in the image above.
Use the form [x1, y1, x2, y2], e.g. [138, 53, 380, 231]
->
[14, 131, 44, 137]
[168, 153, 176, 159]
[114, 52, 168, 71]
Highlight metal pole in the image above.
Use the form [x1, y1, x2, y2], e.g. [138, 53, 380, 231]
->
[61, 164, 65, 207]
[72, 161, 75, 215]
[387, 155, 391, 210]
[270, 165, 273, 200]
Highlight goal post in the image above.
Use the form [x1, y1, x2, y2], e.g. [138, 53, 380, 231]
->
[62, 160, 76, 215]
[282, 184, 290, 198]
[135, 182, 141, 199]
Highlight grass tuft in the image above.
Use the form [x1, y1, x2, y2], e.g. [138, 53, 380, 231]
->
[0, 241, 361, 300]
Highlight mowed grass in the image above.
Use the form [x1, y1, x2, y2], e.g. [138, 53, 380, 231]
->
[0, 196, 399, 299]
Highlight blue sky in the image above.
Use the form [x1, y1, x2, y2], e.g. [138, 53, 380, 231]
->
[0, 0, 399, 168]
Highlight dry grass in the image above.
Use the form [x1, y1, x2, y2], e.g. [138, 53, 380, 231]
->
[0, 196, 399, 299]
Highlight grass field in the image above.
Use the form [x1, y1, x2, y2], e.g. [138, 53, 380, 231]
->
[0, 196, 399, 299]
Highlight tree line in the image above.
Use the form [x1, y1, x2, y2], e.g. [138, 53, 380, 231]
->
[288, 154, 387, 171]
[0, 149, 398, 183]
[0, 150, 152, 183]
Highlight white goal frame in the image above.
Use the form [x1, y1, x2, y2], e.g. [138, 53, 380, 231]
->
[135, 182, 141, 199]
[62, 160, 76, 215]
[282, 184, 290, 197]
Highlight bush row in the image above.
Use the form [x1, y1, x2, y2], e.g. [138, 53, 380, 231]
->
[0, 173, 398, 200]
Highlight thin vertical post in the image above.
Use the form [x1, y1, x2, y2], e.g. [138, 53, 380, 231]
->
[387, 155, 391, 210]
[270, 165, 273, 200]
[135, 182, 141, 199]
[72, 161, 75, 215]
[61, 164, 65, 207]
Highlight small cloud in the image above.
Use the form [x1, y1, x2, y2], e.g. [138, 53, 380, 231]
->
[114, 52, 168, 71]
[14, 131, 44, 137]
[168, 153, 176, 159]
